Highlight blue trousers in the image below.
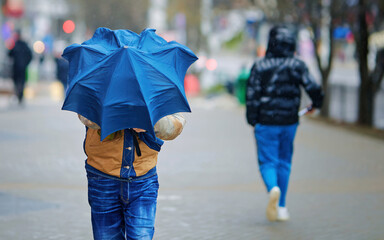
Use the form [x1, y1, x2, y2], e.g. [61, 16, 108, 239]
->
[87, 171, 159, 240]
[254, 123, 298, 207]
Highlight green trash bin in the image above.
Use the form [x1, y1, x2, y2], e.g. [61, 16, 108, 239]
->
[235, 67, 250, 105]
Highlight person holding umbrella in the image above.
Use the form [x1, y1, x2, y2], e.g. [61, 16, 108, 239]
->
[78, 113, 185, 240]
[62, 28, 197, 239]
[246, 25, 323, 222]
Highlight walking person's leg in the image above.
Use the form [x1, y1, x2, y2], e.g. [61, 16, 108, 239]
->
[124, 173, 159, 240]
[17, 78, 26, 103]
[255, 124, 281, 221]
[12, 76, 19, 102]
[276, 123, 298, 221]
[13, 72, 26, 104]
[87, 171, 126, 240]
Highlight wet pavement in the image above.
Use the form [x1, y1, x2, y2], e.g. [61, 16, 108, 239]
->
[0, 92, 383, 240]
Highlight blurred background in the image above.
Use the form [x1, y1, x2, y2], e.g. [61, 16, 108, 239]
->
[0, 1, 384, 239]
[0, 0, 383, 128]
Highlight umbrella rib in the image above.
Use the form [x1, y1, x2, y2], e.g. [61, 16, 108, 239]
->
[64, 44, 109, 58]
[112, 49, 153, 128]
[125, 50, 149, 107]
[128, 50, 191, 114]
[130, 50, 183, 88]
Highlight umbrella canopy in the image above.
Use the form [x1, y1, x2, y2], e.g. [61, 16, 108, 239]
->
[62, 27, 198, 140]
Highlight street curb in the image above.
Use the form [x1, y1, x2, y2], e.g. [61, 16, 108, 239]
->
[308, 115, 384, 141]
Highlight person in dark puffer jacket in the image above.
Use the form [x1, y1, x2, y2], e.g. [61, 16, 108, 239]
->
[246, 25, 324, 222]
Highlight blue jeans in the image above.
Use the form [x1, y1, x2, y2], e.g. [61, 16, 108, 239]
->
[87, 171, 159, 240]
[254, 123, 298, 207]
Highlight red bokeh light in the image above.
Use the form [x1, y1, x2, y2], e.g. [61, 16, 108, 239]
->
[2, 0, 24, 18]
[184, 74, 200, 96]
[63, 20, 75, 34]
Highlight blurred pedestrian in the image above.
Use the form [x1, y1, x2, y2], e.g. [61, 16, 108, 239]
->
[54, 54, 69, 91]
[246, 25, 324, 222]
[8, 30, 32, 104]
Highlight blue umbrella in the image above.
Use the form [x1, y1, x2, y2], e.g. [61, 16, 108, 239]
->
[62, 27, 198, 141]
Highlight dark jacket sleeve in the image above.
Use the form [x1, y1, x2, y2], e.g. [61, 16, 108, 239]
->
[299, 63, 324, 109]
[245, 63, 262, 126]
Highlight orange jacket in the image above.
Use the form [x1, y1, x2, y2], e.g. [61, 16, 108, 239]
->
[84, 114, 185, 179]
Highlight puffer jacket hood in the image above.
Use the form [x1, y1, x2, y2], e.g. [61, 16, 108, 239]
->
[265, 26, 296, 58]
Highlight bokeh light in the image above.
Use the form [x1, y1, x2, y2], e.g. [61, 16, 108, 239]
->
[63, 20, 75, 34]
[205, 58, 218, 71]
[33, 40, 45, 54]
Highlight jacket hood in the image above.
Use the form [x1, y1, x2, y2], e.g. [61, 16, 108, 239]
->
[265, 26, 296, 58]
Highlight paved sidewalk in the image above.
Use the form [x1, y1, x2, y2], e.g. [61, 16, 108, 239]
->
[0, 94, 383, 240]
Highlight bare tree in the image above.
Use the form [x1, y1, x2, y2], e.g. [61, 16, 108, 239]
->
[302, 0, 344, 118]
[291, 0, 384, 126]
[349, 0, 384, 126]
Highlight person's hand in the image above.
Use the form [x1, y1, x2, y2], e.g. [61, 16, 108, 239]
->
[154, 113, 186, 140]
[133, 128, 146, 133]
[78, 114, 100, 129]
[307, 108, 315, 114]
[306, 105, 315, 115]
